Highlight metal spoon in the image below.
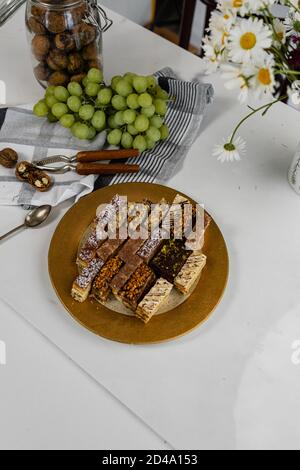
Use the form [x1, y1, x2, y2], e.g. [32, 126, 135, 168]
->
[0, 205, 52, 242]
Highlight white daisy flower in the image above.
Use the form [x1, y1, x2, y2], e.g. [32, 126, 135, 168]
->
[213, 136, 246, 162]
[202, 36, 226, 73]
[208, 10, 235, 47]
[221, 64, 250, 103]
[219, 0, 249, 17]
[248, 56, 276, 100]
[273, 18, 287, 44]
[247, 0, 276, 13]
[228, 18, 272, 63]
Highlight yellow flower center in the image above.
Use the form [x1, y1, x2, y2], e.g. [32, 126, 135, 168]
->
[223, 14, 230, 20]
[258, 68, 272, 86]
[240, 32, 257, 50]
[277, 31, 284, 41]
[232, 0, 243, 7]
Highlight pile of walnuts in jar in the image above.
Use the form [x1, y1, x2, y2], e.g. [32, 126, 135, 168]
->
[27, 0, 102, 87]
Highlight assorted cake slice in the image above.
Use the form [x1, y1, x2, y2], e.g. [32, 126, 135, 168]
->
[71, 193, 212, 322]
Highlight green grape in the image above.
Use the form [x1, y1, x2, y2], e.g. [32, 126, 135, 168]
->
[85, 82, 100, 97]
[33, 100, 49, 117]
[111, 95, 127, 111]
[133, 76, 148, 94]
[87, 67, 103, 84]
[145, 136, 156, 150]
[123, 72, 137, 85]
[123, 109, 136, 125]
[127, 124, 139, 136]
[127, 93, 140, 110]
[97, 87, 113, 105]
[155, 86, 169, 100]
[74, 123, 90, 140]
[116, 79, 133, 98]
[150, 115, 163, 128]
[111, 75, 122, 91]
[51, 102, 68, 119]
[67, 95, 81, 113]
[88, 127, 96, 140]
[121, 132, 133, 149]
[154, 98, 167, 116]
[47, 112, 58, 123]
[134, 115, 149, 133]
[146, 75, 157, 90]
[146, 126, 161, 142]
[133, 135, 147, 152]
[82, 76, 89, 88]
[138, 92, 153, 108]
[60, 114, 75, 128]
[114, 110, 126, 127]
[71, 122, 81, 136]
[67, 82, 83, 97]
[141, 105, 155, 118]
[91, 110, 106, 131]
[45, 94, 59, 108]
[79, 104, 95, 121]
[107, 129, 122, 146]
[54, 86, 69, 102]
[160, 124, 169, 140]
[45, 86, 55, 97]
[108, 115, 120, 129]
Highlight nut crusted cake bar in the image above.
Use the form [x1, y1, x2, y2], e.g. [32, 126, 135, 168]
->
[174, 253, 207, 295]
[136, 278, 173, 323]
[150, 240, 192, 284]
[119, 264, 156, 311]
[71, 258, 104, 303]
[91, 256, 123, 303]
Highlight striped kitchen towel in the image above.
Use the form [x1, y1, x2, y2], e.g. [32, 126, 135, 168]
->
[0, 67, 213, 207]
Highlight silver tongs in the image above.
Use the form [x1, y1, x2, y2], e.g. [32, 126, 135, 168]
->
[34, 149, 141, 175]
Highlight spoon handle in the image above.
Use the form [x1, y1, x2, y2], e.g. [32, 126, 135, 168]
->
[0, 224, 25, 242]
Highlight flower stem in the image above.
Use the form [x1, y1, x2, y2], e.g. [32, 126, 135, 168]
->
[230, 96, 287, 144]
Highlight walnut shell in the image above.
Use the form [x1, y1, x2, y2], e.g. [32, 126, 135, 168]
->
[32, 34, 51, 60]
[54, 32, 75, 51]
[72, 23, 97, 47]
[70, 72, 86, 83]
[34, 62, 51, 81]
[47, 49, 68, 71]
[87, 59, 102, 71]
[31, 5, 46, 20]
[48, 71, 69, 86]
[82, 42, 98, 61]
[27, 16, 46, 34]
[16, 162, 52, 192]
[68, 52, 83, 74]
[45, 12, 66, 34]
[0, 148, 18, 168]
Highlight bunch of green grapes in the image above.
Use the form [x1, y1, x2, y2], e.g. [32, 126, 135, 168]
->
[33, 68, 170, 151]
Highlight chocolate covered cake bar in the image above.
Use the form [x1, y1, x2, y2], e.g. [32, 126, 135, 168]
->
[174, 253, 207, 295]
[91, 256, 123, 303]
[150, 240, 192, 284]
[136, 278, 173, 323]
[71, 258, 104, 303]
[119, 264, 156, 311]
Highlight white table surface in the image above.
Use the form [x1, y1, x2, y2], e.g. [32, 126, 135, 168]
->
[1, 5, 300, 451]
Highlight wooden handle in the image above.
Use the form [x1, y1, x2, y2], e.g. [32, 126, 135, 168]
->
[76, 163, 140, 176]
[76, 149, 140, 163]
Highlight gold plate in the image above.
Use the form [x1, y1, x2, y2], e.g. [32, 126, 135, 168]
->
[48, 183, 229, 344]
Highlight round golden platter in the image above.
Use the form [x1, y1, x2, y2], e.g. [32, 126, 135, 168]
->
[48, 182, 229, 344]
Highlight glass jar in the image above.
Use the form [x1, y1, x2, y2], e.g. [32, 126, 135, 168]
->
[25, 0, 112, 88]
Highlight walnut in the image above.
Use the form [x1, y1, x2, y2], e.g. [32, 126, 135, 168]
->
[45, 12, 66, 34]
[0, 148, 18, 168]
[31, 34, 51, 60]
[72, 3, 87, 24]
[72, 23, 97, 47]
[54, 32, 75, 51]
[48, 71, 69, 86]
[31, 5, 46, 20]
[16, 162, 52, 192]
[70, 72, 86, 83]
[47, 49, 68, 71]
[82, 42, 98, 61]
[68, 52, 84, 74]
[27, 16, 46, 34]
[34, 62, 51, 81]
